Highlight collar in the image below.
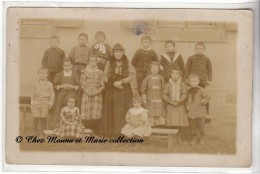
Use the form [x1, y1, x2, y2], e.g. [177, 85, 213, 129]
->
[63, 70, 73, 76]
[79, 44, 87, 48]
[169, 78, 181, 86]
[162, 52, 180, 63]
[142, 47, 151, 51]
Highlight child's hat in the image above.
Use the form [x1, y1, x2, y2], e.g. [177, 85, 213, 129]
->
[112, 43, 125, 52]
[132, 96, 142, 102]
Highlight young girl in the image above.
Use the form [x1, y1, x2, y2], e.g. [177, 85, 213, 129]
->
[186, 74, 210, 145]
[121, 96, 151, 138]
[141, 61, 165, 127]
[90, 31, 112, 71]
[31, 67, 55, 136]
[160, 40, 185, 82]
[163, 68, 188, 144]
[51, 59, 80, 129]
[80, 55, 105, 135]
[54, 96, 85, 138]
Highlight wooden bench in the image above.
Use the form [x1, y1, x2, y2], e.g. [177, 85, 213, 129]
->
[43, 129, 93, 138]
[151, 128, 179, 149]
[19, 104, 31, 132]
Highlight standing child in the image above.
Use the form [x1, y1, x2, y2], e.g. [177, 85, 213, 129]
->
[90, 31, 113, 71]
[42, 36, 65, 82]
[186, 42, 212, 116]
[80, 55, 105, 135]
[31, 67, 55, 136]
[141, 62, 165, 127]
[121, 96, 151, 142]
[69, 33, 90, 76]
[160, 40, 185, 82]
[54, 96, 85, 138]
[51, 59, 80, 129]
[163, 68, 188, 144]
[132, 35, 159, 94]
[186, 74, 210, 145]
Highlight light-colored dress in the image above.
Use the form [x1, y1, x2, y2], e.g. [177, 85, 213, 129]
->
[141, 75, 165, 126]
[54, 106, 85, 138]
[80, 65, 104, 120]
[163, 78, 189, 126]
[121, 107, 152, 137]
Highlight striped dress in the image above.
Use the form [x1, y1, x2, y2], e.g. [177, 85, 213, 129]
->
[80, 66, 104, 120]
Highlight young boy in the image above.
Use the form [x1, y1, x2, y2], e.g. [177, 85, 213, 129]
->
[42, 36, 65, 82]
[51, 59, 80, 129]
[31, 67, 55, 136]
[90, 31, 112, 71]
[160, 40, 185, 82]
[131, 35, 159, 94]
[186, 74, 210, 145]
[69, 33, 90, 75]
[186, 42, 212, 115]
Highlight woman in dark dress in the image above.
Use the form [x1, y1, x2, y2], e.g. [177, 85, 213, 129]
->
[102, 43, 135, 136]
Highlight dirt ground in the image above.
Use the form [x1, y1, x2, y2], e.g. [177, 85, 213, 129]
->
[19, 106, 236, 154]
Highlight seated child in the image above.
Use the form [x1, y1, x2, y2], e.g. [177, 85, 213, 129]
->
[54, 96, 85, 138]
[141, 61, 165, 127]
[31, 67, 55, 136]
[80, 55, 105, 135]
[186, 74, 210, 145]
[42, 36, 65, 82]
[121, 96, 151, 138]
[51, 58, 80, 129]
[90, 31, 112, 71]
[160, 40, 185, 82]
[163, 67, 188, 144]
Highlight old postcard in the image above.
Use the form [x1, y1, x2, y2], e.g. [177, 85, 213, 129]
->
[5, 8, 252, 167]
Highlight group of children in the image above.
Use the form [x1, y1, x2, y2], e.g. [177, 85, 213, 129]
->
[30, 32, 212, 146]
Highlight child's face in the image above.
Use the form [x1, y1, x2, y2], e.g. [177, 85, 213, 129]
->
[141, 39, 151, 49]
[114, 50, 124, 60]
[189, 78, 200, 87]
[150, 65, 159, 75]
[96, 34, 105, 44]
[63, 61, 73, 71]
[165, 43, 175, 53]
[78, 36, 88, 46]
[195, 45, 205, 55]
[67, 98, 75, 107]
[38, 70, 48, 81]
[88, 57, 98, 68]
[133, 101, 142, 109]
[50, 39, 59, 48]
[171, 70, 180, 81]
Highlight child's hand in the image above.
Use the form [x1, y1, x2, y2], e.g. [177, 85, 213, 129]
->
[186, 105, 190, 111]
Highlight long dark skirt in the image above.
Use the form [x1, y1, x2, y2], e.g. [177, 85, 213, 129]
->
[102, 83, 133, 136]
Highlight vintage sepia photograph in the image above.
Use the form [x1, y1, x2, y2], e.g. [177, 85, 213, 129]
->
[5, 8, 252, 167]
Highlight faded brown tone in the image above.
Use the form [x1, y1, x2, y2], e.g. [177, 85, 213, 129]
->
[5, 8, 252, 167]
